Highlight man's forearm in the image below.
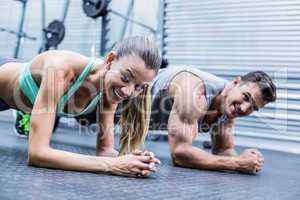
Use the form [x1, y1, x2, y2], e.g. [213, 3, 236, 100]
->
[212, 148, 238, 157]
[173, 145, 239, 171]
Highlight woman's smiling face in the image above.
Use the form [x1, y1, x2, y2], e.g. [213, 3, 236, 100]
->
[103, 52, 156, 104]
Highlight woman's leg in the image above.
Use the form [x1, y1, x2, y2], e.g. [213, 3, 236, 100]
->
[14, 111, 60, 137]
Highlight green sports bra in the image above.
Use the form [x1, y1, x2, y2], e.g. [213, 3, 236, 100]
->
[19, 58, 103, 118]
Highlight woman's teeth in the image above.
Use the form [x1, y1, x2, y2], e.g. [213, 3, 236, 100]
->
[114, 89, 123, 99]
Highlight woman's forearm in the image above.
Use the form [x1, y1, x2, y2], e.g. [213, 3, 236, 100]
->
[28, 147, 114, 173]
[96, 131, 119, 157]
[29, 110, 115, 173]
[96, 129, 115, 152]
[96, 104, 118, 155]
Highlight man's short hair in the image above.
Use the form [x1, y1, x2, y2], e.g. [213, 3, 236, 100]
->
[241, 71, 276, 103]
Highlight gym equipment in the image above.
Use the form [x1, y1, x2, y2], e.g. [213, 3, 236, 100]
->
[0, 28, 36, 41]
[82, 0, 157, 55]
[82, 0, 110, 56]
[43, 20, 66, 49]
[39, 0, 70, 52]
[109, 9, 156, 34]
[82, 0, 109, 18]
[161, 58, 168, 68]
[0, 0, 37, 58]
[82, 0, 168, 65]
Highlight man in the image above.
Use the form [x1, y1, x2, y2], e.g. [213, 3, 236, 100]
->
[150, 66, 276, 174]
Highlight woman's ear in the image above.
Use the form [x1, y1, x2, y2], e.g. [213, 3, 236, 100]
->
[105, 51, 117, 65]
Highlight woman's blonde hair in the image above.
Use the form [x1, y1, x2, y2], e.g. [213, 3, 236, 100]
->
[119, 85, 151, 155]
[112, 36, 161, 155]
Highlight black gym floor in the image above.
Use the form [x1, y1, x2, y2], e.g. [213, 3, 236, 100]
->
[0, 119, 299, 200]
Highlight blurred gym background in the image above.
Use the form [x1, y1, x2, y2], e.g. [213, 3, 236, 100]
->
[1, 0, 300, 153]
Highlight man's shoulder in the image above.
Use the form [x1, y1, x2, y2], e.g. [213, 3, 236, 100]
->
[161, 65, 227, 83]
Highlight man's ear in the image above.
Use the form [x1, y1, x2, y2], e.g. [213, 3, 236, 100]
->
[233, 76, 242, 85]
[105, 51, 117, 69]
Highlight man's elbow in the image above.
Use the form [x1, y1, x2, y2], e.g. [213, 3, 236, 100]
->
[171, 145, 190, 167]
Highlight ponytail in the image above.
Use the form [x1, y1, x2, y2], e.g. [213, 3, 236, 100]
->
[119, 85, 151, 155]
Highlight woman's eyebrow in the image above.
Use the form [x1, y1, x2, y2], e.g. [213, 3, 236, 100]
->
[127, 68, 147, 85]
[126, 69, 135, 79]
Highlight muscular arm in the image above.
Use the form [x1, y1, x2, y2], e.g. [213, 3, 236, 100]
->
[210, 120, 265, 173]
[169, 117, 264, 173]
[211, 120, 238, 156]
[168, 73, 239, 171]
[168, 110, 239, 171]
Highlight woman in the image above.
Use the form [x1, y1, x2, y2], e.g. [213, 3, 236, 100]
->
[0, 36, 161, 177]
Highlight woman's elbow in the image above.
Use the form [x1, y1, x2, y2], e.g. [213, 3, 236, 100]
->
[27, 146, 49, 166]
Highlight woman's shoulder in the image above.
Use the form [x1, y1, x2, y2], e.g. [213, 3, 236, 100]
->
[31, 50, 89, 74]
[43, 50, 88, 67]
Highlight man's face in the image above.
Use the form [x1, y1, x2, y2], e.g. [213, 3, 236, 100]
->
[223, 81, 266, 119]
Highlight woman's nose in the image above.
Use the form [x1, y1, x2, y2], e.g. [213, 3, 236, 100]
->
[121, 84, 135, 97]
